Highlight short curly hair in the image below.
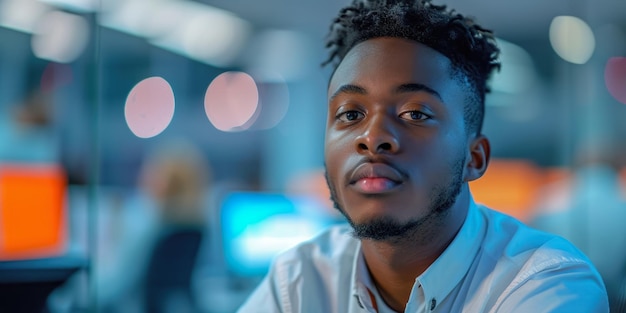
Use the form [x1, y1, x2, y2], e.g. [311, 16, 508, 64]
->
[324, 0, 500, 135]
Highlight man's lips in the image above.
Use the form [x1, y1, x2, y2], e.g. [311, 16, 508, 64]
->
[349, 162, 404, 194]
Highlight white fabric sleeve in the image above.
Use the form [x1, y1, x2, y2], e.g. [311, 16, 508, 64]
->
[237, 265, 286, 313]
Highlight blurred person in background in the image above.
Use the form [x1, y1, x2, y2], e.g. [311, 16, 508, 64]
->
[47, 139, 211, 313]
[531, 140, 626, 311]
[136, 139, 210, 313]
[238, 0, 609, 312]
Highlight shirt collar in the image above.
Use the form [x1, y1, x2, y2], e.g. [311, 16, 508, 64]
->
[354, 252, 376, 309]
[415, 197, 485, 308]
[350, 197, 486, 310]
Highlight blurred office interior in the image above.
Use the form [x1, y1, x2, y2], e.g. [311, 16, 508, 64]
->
[0, 0, 625, 312]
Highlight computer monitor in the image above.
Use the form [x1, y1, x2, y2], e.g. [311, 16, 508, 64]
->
[220, 191, 337, 277]
[0, 163, 67, 260]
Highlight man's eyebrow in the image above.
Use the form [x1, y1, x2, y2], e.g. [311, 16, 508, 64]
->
[395, 83, 442, 101]
[329, 84, 367, 102]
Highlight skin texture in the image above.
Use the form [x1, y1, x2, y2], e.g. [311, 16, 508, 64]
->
[324, 37, 491, 311]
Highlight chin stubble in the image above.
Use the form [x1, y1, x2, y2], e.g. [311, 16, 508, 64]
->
[324, 157, 465, 243]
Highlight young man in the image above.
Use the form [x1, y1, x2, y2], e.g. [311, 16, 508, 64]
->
[238, 0, 609, 312]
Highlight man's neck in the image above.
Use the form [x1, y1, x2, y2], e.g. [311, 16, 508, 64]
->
[360, 196, 469, 312]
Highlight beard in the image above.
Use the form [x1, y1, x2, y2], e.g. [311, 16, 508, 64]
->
[325, 156, 465, 243]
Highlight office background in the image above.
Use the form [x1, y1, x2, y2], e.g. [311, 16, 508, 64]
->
[0, 0, 625, 312]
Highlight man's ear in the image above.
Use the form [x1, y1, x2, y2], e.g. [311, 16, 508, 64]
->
[465, 134, 490, 182]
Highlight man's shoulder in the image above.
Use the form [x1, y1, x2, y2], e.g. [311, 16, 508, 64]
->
[478, 205, 595, 271]
[473, 206, 608, 312]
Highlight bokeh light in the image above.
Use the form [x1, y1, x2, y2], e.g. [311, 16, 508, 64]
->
[549, 15, 596, 65]
[204, 71, 259, 132]
[103, 0, 251, 68]
[31, 10, 89, 63]
[125, 76, 175, 138]
[179, 11, 249, 67]
[490, 39, 537, 94]
[605, 57, 626, 105]
[244, 72, 290, 130]
[0, 0, 50, 33]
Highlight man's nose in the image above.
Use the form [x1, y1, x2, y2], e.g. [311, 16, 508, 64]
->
[354, 115, 400, 155]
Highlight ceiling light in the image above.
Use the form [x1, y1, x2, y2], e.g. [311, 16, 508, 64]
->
[549, 15, 596, 65]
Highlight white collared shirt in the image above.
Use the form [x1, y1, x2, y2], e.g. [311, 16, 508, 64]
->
[237, 199, 609, 312]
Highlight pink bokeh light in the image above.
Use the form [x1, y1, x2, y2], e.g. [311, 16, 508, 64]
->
[124, 77, 175, 138]
[204, 72, 259, 132]
[605, 57, 626, 105]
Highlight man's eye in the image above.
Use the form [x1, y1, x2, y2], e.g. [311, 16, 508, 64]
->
[337, 111, 364, 122]
[400, 111, 430, 121]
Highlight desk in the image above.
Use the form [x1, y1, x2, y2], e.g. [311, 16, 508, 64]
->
[0, 255, 85, 312]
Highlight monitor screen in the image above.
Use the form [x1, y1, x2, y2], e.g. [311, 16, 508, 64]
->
[220, 191, 338, 277]
[0, 163, 67, 260]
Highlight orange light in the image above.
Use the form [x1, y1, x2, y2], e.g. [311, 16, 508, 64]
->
[470, 159, 542, 222]
[0, 164, 67, 260]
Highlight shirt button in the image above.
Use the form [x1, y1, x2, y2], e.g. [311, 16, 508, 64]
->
[430, 298, 436, 311]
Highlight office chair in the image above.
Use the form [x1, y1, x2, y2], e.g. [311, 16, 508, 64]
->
[143, 228, 203, 313]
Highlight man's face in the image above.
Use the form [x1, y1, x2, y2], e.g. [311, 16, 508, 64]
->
[324, 37, 473, 241]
